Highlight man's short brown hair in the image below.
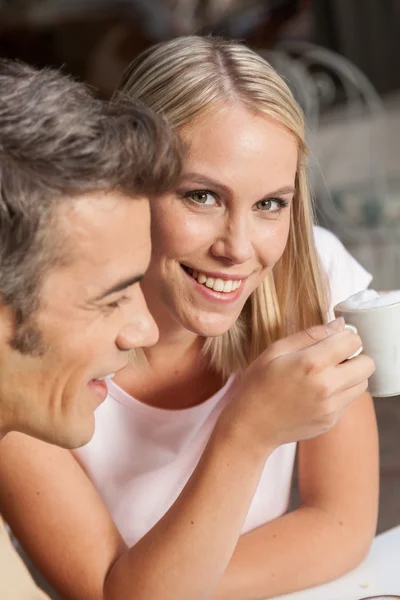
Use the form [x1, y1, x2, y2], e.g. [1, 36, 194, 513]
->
[0, 59, 183, 334]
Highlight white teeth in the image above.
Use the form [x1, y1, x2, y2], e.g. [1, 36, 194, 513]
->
[97, 373, 115, 381]
[184, 265, 243, 293]
[214, 278, 224, 292]
[205, 277, 214, 288]
[185, 267, 242, 293]
[223, 280, 233, 293]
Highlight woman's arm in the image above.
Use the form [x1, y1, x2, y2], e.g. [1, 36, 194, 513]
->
[212, 392, 379, 600]
[0, 428, 270, 600]
[0, 325, 374, 600]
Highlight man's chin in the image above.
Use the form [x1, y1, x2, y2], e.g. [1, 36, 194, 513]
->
[57, 416, 95, 450]
[20, 413, 96, 449]
[53, 390, 99, 448]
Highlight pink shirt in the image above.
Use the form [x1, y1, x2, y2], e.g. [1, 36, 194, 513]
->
[73, 227, 372, 546]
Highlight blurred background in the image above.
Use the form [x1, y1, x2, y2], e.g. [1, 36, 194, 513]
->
[1, 1, 399, 597]
[1, 0, 399, 286]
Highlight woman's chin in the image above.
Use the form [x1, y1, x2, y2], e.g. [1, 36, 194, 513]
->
[183, 313, 239, 338]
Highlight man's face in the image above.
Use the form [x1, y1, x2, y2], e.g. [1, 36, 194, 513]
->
[0, 191, 158, 448]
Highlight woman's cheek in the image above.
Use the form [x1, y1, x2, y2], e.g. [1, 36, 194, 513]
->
[257, 221, 290, 267]
[157, 215, 214, 258]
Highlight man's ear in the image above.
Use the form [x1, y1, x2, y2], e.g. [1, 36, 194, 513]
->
[0, 301, 15, 344]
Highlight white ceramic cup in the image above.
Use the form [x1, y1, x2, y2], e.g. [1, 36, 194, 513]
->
[334, 293, 400, 398]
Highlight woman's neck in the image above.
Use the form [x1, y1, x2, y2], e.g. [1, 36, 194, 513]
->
[144, 322, 201, 372]
[113, 290, 228, 409]
[115, 318, 226, 410]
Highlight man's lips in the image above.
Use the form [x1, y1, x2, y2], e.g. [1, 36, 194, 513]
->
[90, 372, 116, 383]
[86, 366, 125, 404]
[87, 378, 108, 403]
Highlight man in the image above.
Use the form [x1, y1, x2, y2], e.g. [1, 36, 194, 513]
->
[0, 58, 182, 598]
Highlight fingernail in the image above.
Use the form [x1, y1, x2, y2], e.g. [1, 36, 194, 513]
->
[326, 317, 345, 333]
[344, 323, 358, 335]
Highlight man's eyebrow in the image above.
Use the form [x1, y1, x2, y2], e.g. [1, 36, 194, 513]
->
[92, 274, 144, 301]
[180, 173, 295, 197]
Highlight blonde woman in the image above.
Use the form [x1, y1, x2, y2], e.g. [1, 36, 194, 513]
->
[0, 37, 377, 600]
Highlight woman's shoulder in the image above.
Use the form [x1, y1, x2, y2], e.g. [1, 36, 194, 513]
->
[313, 225, 350, 260]
[313, 226, 373, 312]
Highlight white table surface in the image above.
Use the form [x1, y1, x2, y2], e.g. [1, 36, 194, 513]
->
[275, 526, 400, 600]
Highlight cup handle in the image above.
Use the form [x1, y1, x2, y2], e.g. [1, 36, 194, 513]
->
[344, 323, 363, 359]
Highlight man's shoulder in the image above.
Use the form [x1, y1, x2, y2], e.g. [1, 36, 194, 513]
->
[0, 515, 50, 599]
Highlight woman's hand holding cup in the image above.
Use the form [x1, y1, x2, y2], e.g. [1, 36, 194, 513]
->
[219, 318, 375, 453]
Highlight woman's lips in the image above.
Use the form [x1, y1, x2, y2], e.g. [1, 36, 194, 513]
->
[181, 264, 245, 303]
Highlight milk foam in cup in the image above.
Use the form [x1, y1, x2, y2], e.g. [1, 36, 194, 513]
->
[335, 290, 400, 397]
[339, 289, 400, 310]
[359, 596, 400, 599]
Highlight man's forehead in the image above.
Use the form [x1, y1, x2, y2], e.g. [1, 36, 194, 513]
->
[56, 191, 151, 254]
[48, 192, 152, 288]
[59, 191, 148, 226]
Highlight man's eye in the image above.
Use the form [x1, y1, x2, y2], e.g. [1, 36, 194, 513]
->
[184, 190, 218, 206]
[106, 296, 129, 310]
[107, 301, 121, 309]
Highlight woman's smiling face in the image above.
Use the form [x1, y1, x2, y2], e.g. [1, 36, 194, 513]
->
[142, 103, 298, 337]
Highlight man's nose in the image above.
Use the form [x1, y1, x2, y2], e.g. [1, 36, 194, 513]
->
[116, 294, 159, 351]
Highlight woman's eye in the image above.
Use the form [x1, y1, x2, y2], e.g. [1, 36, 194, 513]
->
[185, 190, 217, 206]
[255, 198, 287, 213]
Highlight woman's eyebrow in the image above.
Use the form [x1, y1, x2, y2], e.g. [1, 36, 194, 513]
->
[180, 173, 295, 197]
[180, 173, 231, 195]
[267, 185, 296, 195]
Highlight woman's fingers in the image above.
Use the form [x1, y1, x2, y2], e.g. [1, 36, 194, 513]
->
[331, 354, 375, 394]
[297, 328, 365, 372]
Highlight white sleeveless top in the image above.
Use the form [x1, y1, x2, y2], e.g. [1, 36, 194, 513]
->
[73, 227, 372, 546]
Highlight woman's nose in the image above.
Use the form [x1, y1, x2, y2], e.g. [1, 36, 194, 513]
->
[210, 217, 253, 264]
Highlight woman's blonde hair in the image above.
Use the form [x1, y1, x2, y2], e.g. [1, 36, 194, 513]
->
[115, 35, 329, 377]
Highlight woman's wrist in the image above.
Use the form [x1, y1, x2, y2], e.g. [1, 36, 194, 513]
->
[213, 408, 277, 466]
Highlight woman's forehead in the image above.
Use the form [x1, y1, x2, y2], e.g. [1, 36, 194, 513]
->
[179, 107, 298, 189]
